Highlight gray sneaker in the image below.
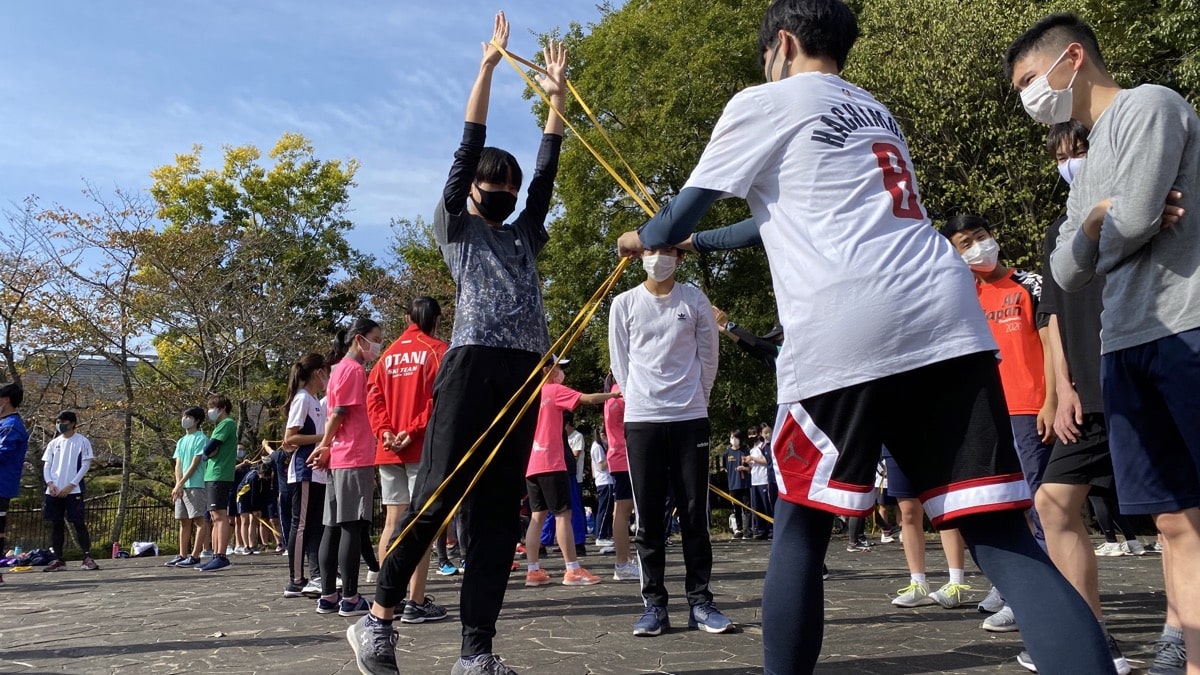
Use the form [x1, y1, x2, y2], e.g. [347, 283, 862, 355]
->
[400, 595, 448, 624]
[1149, 638, 1186, 675]
[449, 653, 518, 675]
[891, 582, 935, 608]
[977, 585, 1004, 613]
[981, 605, 1017, 632]
[346, 615, 398, 675]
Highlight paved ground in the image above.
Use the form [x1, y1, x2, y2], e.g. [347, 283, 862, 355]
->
[0, 534, 1169, 674]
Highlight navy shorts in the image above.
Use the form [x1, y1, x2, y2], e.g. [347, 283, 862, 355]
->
[882, 449, 918, 499]
[610, 471, 633, 501]
[1103, 328, 1200, 515]
[44, 493, 86, 524]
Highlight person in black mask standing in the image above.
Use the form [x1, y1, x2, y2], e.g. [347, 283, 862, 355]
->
[347, 11, 570, 675]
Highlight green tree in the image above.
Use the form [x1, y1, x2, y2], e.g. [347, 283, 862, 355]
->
[1085, 0, 1200, 103]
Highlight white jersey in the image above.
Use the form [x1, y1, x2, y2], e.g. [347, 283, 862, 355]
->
[684, 72, 995, 402]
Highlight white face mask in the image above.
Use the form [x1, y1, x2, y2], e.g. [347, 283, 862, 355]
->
[1057, 157, 1083, 185]
[642, 253, 678, 282]
[961, 238, 1001, 273]
[1020, 48, 1078, 125]
[182, 417, 196, 430]
[207, 408, 221, 422]
[359, 336, 382, 361]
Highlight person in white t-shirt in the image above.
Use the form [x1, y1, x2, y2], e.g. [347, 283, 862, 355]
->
[41, 411, 99, 572]
[745, 438, 772, 540]
[590, 426, 615, 549]
[609, 245, 727, 638]
[282, 352, 330, 600]
[614, 3, 1112, 673]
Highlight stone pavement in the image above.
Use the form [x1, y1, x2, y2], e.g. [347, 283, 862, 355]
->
[0, 534, 1169, 674]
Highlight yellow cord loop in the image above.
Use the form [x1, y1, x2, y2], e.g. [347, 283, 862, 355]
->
[383, 43, 656, 558]
[708, 484, 775, 525]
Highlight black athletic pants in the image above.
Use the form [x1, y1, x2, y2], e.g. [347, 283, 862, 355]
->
[288, 481, 324, 583]
[625, 417, 713, 608]
[376, 345, 541, 658]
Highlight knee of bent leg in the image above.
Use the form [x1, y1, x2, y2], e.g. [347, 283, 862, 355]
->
[1153, 509, 1200, 542]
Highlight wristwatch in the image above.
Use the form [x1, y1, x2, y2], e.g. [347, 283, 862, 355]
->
[725, 321, 738, 332]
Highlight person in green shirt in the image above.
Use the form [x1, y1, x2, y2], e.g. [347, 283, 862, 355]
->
[167, 406, 209, 568]
[198, 394, 238, 572]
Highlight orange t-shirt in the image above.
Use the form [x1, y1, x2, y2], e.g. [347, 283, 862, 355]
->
[975, 270, 1046, 415]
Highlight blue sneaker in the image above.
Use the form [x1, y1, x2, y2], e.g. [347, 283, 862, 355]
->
[438, 562, 459, 576]
[316, 595, 341, 614]
[174, 555, 200, 568]
[196, 555, 231, 572]
[688, 601, 734, 633]
[339, 595, 371, 617]
[632, 605, 669, 637]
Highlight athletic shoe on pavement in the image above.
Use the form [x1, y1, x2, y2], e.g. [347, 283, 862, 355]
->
[449, 653, 518, 675]
[562, 567, 602, 586]
[977, 585, 1004, 613]
[438, 562, 459, 576]
[316, 595, 341, 614]
[891, 582, 935, 608]
[346, 614, 399, 675]
[164, 554, 186, 567]
[1149, 637, 1187, 675]
[1095, 541, 1125, 557]
[1123, 540, 1147, 556]
[595, 538, 614, 549]
[81, 556, 99, 571]
[524, 569, 552, 587]
[302, 578, 323, 597]
[283, 581, 307, 598]
[633, 605, 669, 637]
[930, 582, 970, 609]
[1015, 635, 1132, 674]
[613, 561, 641, 581]
[1016, 651, 1037, 672]
[339, 595, 371, 617]
[196, 555, 231, 572]
[688, 601, 734, 633]
[43, 560, 66, 572]
[400, 595, 448, 624]
[365, 570, 378, 583]
[174, 555, 200, 568]
[981, 605, 1018, 632]
[845, 540, 872, 553]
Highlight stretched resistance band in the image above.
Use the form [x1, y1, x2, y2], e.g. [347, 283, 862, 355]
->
[383, 42, 655, 558]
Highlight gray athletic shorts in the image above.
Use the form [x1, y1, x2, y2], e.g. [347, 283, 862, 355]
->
[379, 463, 419, 506]
[175, 487, 207, 519]
[325, 466, 375, 526]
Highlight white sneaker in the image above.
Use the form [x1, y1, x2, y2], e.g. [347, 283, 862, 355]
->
[982, 605, 1018, 632]
[977, 585, 1004, 613]
[595, 539, 614, 548]
[1095, 542, 1125, 557]
[929, 582, 970, 609]
[880, 532, 896, 544]
[301, 578, 322, 597]
[1122, 540, 1146, 556]
[892, 581, 935, 608]
[365, 570, 378, 583]
[613, 561, 641, 581]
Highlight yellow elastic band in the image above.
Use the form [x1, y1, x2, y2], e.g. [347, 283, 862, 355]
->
[709, 484, 775, 525]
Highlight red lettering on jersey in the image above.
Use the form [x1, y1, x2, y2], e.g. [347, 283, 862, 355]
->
[872, 142, 925, 220]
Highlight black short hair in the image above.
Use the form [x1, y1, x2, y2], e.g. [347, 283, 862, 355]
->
[563, 410, 575, 427]
[1004, 13, 1105, 80]
[184, 406, 206, 423]
[940, 214, 991, 240]
[407, 296, 442, 336]
[758, 0, 859, 71]
[55, 411, 78, 424]
[1046, 120, 1090, 160]
[476, 147, 522, 188]
[0, 382, 22, 408]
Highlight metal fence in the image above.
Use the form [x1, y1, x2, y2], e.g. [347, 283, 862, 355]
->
[5, 492, 177, 555]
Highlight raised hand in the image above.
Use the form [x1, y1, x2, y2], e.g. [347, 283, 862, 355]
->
[481, 11, 510, 68]
[536, 40, 568, 98]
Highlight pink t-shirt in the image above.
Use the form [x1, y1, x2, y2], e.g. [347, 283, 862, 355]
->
[604, 387, 628, 473]
[526, 383, 581, 477]
[327, 357, 376, 470]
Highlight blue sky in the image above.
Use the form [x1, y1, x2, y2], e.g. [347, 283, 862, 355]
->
[0, 2, 613, 253]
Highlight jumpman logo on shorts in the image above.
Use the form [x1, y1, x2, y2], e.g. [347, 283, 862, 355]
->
[782, 441, 808, 468]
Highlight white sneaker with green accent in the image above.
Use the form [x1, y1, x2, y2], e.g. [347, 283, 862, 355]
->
[930, 582, 970, 609]
[891, 581, 935, 608]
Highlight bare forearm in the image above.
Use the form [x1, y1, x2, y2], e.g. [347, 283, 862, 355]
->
[466, 64, 496, 125]
[544, 94, 565, 137]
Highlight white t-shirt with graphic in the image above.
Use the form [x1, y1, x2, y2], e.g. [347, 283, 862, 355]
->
[683, 72, 995, 402]
[43, 434, 94, 495]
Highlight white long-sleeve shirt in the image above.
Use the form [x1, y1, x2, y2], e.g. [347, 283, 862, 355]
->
[608, 281, 719, 423]
[43, 434, 94, 494]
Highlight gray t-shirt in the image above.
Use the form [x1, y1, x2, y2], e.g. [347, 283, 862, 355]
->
[433, 123, 560, 354]
[1052, 85, 1200, 354]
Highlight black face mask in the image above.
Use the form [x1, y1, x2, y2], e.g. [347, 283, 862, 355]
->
[472, 185, 518, 223]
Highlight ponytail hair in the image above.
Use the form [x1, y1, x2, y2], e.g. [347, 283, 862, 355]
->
[407, 296, 442, 336]
[286, 352, 328, 408]
[329, 317, 380, 364]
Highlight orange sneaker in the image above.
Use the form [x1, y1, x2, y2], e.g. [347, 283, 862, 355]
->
[562, 567, 602, 586]
[524, 569, 552, 587]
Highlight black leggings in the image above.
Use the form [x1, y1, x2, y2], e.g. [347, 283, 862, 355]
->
[434, 509, 469, 566]
[318, 520, 376, 598]
[51, 518, 91, 559]
[1089, 493, 1139, 543]
[762, 502, 1115, 674]
[287, 481, 325, 583]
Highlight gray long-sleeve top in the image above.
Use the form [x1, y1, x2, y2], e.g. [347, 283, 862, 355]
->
[1051, 85, 1200, 354]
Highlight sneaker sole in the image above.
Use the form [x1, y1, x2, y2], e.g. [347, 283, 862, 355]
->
[689, 621, 734, 633]
[633, 627, 663, 637]
[891, 599, 937, 608]
[283, 590, 306, 598]
[400, 613, 448, 624]
[525, 580, 552, 587]
[1113, 657, 1131, 675]
[345, 624, 371, 675]
[339, 608, 371, 618]
[932, 598, 962, 609]
[316, 606, 340, 615]
[562, 578, 602, 586]
[1016, 656, 1037, 672]
[982, 623, 1019, 633]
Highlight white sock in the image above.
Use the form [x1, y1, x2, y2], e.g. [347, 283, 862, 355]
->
[566, 560, 581, 571]
[911, 573, 927, 587]
[526, 562, 540, 572]
[949, 568, 964, 585]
